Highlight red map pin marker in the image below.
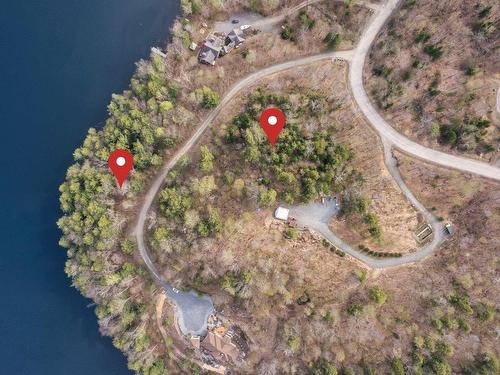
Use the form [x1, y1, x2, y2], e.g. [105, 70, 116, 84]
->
[260, 107, 286, 147]
[108, 149, 134, 187]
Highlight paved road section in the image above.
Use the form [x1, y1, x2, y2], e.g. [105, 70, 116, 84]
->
[135, 171, 214, 336]
[349, 0, 500, 181]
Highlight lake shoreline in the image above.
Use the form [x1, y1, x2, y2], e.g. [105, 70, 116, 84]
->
[0, 1, 179, 373]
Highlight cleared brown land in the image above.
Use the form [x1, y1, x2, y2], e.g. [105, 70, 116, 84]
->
[365, 0, 499, 162]
[325, 63, 420, 254]
[151, 150, 500, 374]
[112, 50, 498, 375]
[146, 62, 468, 373]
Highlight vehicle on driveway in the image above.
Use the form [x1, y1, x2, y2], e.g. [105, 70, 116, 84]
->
[240, 24, 251, 30]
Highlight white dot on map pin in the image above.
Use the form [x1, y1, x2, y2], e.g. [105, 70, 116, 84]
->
[116, 156, 126, 167]
[268, 115, 278, 126]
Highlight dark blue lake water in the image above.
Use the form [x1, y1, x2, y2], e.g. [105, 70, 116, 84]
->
[0, 1, 178, 373]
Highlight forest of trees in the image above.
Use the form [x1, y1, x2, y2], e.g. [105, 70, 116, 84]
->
[57, 52, 197, 374]
[224, 90, 364, 204]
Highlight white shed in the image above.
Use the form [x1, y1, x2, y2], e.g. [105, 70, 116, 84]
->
[274, 207, 289, 221]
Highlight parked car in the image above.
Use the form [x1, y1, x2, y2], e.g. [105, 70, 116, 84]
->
[231, 19, 239, 24]
[172, 288, 180, 294]
[240, 24, 252, 30]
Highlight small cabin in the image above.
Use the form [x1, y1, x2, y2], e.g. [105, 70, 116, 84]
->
[274, 207, 289, 221]
[445, 223, 455, 235]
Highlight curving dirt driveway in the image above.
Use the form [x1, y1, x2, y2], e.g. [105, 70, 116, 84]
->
[290, 139, 446, 269]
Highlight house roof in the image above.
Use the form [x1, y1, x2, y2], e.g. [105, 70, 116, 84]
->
[205, 35, 224, 50]
[222, 42, 235, 55]
[203, 331, 240, 362]
[274, 207, 289, 221]
[227, 28, 245, 44]
[199, 49, 217, 65]
[199, 34, 225, 65]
